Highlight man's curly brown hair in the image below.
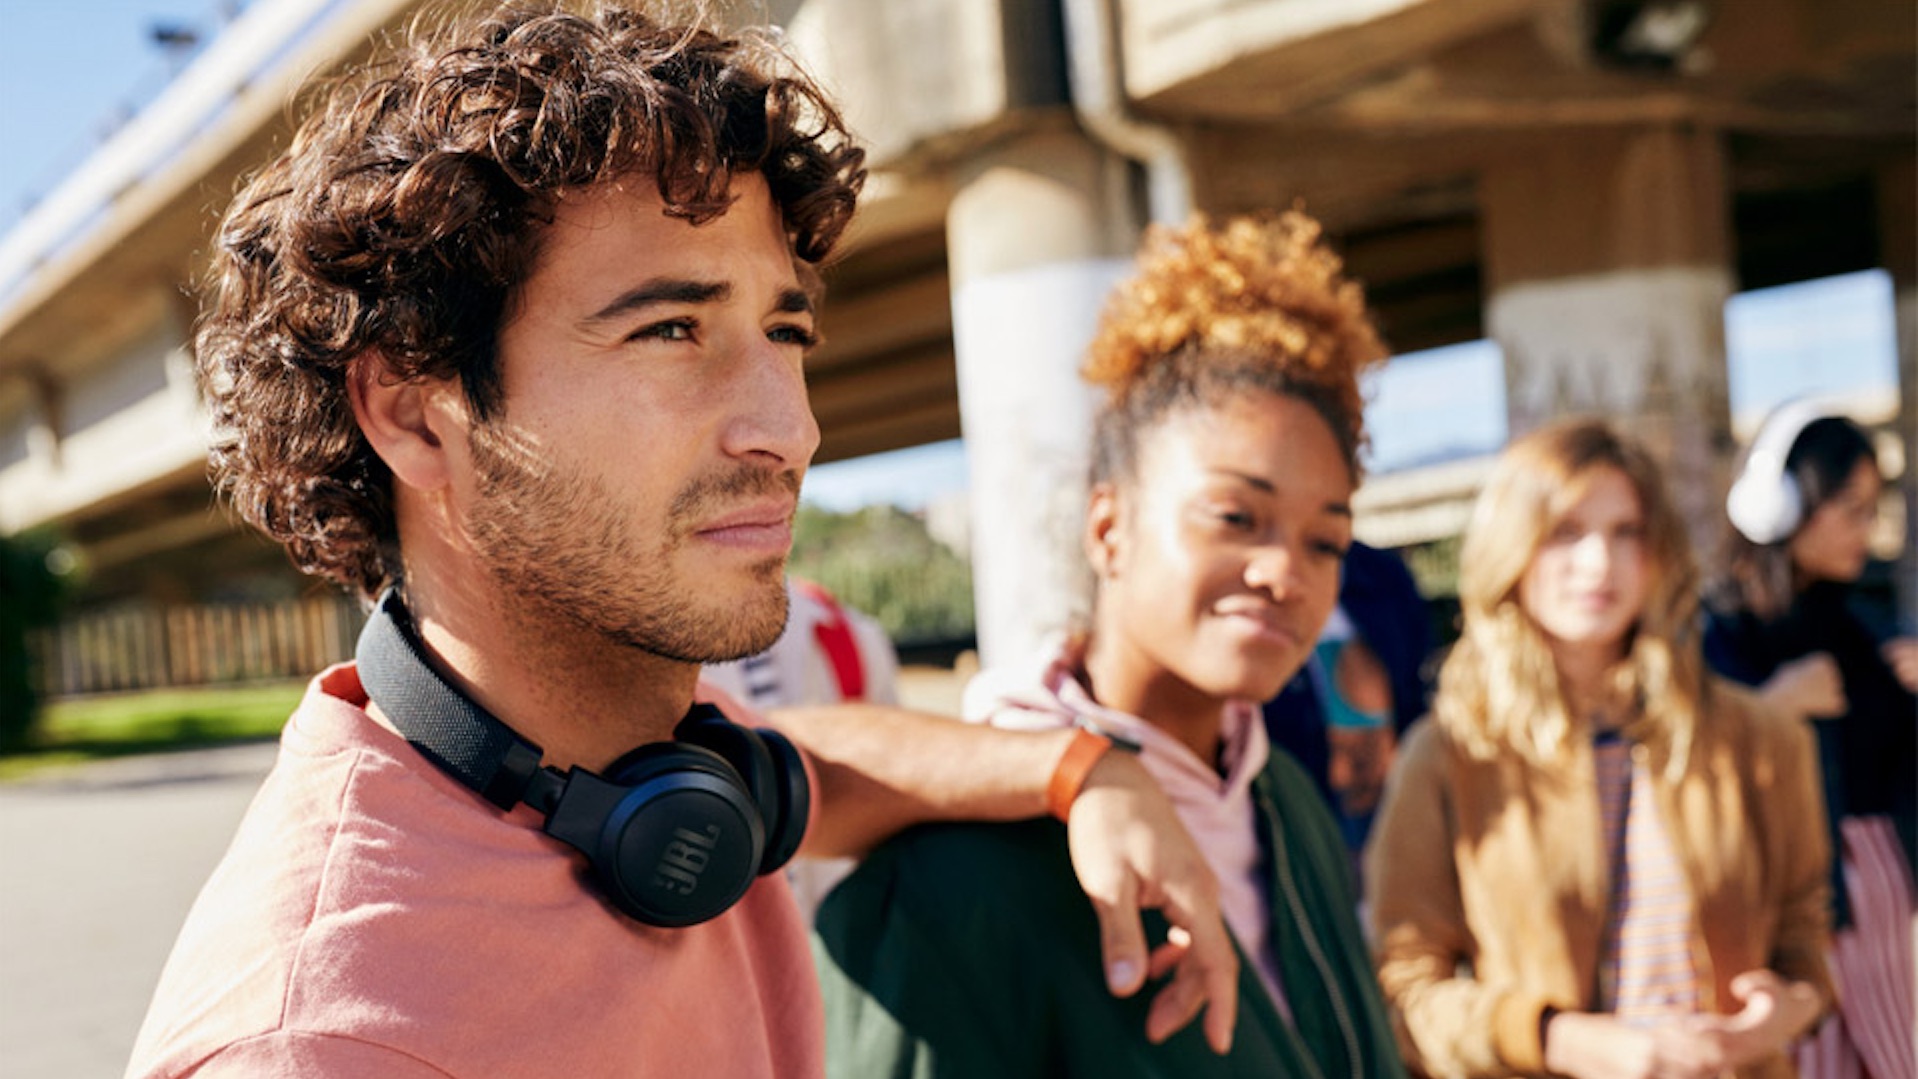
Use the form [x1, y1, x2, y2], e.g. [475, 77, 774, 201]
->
[1083, 211, 1387, 487]
[196, 1, 867, 600]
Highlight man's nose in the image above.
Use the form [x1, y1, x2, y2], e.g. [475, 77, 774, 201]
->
[723, 339, 821, 468]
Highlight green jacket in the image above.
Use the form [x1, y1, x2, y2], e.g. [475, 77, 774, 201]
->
[814, 751, 1406, 1079]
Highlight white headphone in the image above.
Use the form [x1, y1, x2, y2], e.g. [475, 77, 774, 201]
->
[1725, 397, 1833, 545]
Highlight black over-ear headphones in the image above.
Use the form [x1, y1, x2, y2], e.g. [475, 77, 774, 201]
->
[355, 589, 809, 928]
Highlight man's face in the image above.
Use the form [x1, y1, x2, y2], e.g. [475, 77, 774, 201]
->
[460, 172, 820, 663]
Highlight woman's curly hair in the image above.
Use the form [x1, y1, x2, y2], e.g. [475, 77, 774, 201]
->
[196, 1, 866, 599]
[1083, 211, 1388, 487]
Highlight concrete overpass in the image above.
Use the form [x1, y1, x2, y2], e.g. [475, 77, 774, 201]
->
[2, 0, 1911, 670]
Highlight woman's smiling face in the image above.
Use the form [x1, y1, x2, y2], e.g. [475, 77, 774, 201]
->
[1089, 390, 1354, 708]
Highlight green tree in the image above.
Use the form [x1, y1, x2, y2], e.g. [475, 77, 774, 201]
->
[788, 505, 973, 646]
[0, 529, 72, 748]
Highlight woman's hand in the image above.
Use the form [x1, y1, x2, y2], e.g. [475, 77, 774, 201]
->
[1543, 1011, 1727, 1079]
[1541, 971, 1820, 1079]
[1713, 969, 1823, 1066]
[1882, 636, 1918, 694]
[1760, 652, 1846, 719]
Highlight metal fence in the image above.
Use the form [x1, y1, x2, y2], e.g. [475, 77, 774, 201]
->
[31, 595, 364, 699]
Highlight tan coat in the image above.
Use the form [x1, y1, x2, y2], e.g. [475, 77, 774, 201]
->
[1365, 680, 1833, 1079]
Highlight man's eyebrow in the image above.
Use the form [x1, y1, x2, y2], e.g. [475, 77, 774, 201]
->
[582, 278, 730, 325]
[774, 288, 813, 315]
[1208, 467, 1353, 517]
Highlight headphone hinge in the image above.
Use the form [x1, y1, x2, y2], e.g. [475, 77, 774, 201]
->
[519, 763, 568, 816]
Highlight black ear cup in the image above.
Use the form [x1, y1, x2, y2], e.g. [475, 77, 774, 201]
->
[576, 743, 767, 927]
[678, 711, 778, 830]
[677, 707, 808, 875]
[752, 727, 811, 874]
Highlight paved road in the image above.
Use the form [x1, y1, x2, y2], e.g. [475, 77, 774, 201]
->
[0, 743, 277, 1079]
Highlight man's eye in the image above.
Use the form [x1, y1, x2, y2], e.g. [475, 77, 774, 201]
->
[631, 320, 695, 342]
[769, 325, 819, 348]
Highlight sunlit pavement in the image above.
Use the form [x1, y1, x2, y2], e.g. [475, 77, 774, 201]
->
[0, 742, 276, 1079]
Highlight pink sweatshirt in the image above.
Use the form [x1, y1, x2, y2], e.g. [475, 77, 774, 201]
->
[961, 636, 1288, 1017]
[126, 664, 823, 1079]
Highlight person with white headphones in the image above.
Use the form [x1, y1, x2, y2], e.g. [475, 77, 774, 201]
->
[1704, 399, 1917, 1079]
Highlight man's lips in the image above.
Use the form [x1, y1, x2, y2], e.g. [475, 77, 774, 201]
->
[692, 500, 797, 551]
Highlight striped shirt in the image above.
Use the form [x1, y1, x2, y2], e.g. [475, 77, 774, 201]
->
[1594, 731, 1701, 1023]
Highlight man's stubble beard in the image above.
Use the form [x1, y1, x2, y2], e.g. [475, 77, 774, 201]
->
[463, 421, 794, 664]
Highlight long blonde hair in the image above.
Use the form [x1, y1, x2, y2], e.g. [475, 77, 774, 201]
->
[1434, 419, 1707, 776]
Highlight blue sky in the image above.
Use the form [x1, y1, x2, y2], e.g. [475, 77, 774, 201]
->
[0, 0, 246, 229]
[5, 2, 1901, 513]
[1725, 269, 1900, 418]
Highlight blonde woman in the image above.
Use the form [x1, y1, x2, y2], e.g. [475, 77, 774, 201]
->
[1367, 419, 1832, 1079]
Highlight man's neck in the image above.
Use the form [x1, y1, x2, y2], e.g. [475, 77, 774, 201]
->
[381, 559, 700, 774]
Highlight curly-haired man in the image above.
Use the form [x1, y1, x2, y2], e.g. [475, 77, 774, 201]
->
[125, 4, 1238, 1077]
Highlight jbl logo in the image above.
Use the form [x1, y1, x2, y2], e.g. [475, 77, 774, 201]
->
[652, 823, 722, 895]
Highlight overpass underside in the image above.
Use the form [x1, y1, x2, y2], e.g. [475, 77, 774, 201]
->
[0, 0, 1910, 665]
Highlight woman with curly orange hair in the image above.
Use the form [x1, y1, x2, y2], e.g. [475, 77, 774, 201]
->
[813, 213, 1408, 1078]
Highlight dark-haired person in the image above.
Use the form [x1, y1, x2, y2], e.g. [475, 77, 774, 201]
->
[1704, 402, 1916, 1079]
[124, 5, 1239, 1077]
[814, 213, 1407, 1078]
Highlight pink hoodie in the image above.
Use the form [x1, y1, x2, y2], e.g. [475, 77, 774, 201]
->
[962, 635, 1290, 1018]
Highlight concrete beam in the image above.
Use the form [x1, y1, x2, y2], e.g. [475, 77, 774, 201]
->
[1124, 0, 1534, 118]
[783, 0, 1046, 169]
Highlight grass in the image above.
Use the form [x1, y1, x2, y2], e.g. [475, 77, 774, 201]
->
[0, 681, 304, 781]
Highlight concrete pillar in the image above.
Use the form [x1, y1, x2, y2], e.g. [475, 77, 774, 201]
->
[946, 125, 1140, 668]
[1878, 156, 1916, 624]
[1482, 125, 1736, 557]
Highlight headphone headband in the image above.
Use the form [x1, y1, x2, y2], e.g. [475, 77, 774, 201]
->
[357, 590, 546, 810]
[1742, 397, 1828, 480]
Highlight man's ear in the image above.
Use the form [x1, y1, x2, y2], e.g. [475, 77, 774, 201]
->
[1084, 482, 1125, 579]
[345, 352, 464, 493]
